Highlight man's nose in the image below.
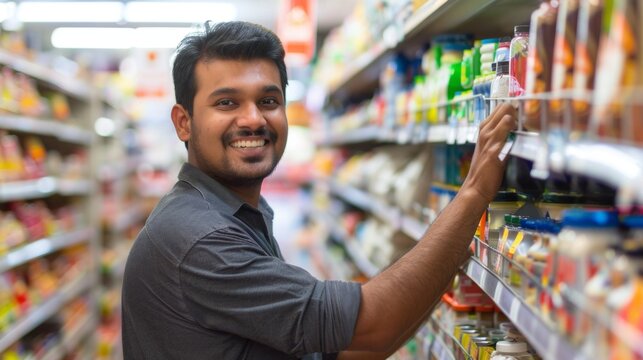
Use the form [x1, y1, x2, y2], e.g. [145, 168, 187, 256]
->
[235, 103, 266, 129]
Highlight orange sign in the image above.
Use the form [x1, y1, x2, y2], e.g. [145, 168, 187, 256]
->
[277, 0, 317, 66]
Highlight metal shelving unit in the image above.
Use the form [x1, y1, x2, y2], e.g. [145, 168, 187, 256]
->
[0, 48, 100, 356]
[0, 275, 94, 352]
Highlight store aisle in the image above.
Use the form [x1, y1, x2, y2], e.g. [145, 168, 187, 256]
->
[262, 185, 322, 279]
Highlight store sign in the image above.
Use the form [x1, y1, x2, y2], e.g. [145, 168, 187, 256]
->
[277, 0, 317, 66]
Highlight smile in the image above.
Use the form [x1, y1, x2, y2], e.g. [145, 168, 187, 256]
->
[230, 139, 267, 148]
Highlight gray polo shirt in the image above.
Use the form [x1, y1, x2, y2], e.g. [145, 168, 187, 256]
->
[122, 163, 361, 359]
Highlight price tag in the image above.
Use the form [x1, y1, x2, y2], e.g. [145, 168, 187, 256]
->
[509, 298, 520, 322]
[479, 269, 488, 289]
[456, 122, 468, 144]
[447, 121, 457, 144]
[547, 333, 560, 359]
[494, 284, 503, 303]
[467, 124, 479, 143]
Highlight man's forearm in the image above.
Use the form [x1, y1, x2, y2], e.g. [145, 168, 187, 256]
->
[348, 187, 487, 351]
[344, 103, 516, 353]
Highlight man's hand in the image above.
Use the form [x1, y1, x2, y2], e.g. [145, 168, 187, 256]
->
[462, 103, 517, 203]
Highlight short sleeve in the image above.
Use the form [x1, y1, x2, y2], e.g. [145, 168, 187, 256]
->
[178, 226, 361, 358]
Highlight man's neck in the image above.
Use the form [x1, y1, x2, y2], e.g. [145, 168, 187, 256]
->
[225, 183, 262, 209]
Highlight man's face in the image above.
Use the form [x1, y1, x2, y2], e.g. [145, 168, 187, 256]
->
[184, 58, 287, 186]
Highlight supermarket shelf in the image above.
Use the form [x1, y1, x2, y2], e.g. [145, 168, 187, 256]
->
[0, 228, 92, 273]
[342, 239, 380, 278]
[99, 155, 143, 181]
[509, 133, 643, 204]
[0, 115, 92, 145]
[328, 180, 429, 241]
[40, 314, 97, 360]
[321, 123, 476, 147]
[327, 44, 391, 102]
[0, 49, 91, 100]
[509, 131, 541, 161]
[403, 0, 539, 46]
[464, 257, 586, 360]
[0, 275, 93, 352]
[313, 210, 381, 278]
[0, 177, 93, 201]
[329, 180, 400, 227]
[325, 0, 539, 102]
[111, 203, 146, 234]
[322, 126, 395, 146]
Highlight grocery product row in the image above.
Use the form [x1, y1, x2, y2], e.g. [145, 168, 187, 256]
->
[311, 0, 643, 350]
[311, 144, 643, 359]
[0, 31, 128, 359]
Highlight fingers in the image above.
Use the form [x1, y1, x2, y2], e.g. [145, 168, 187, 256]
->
[480, 106, 517, 142]
[480, 103, 516, 133]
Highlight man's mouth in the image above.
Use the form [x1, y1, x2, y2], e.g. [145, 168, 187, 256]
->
[230, 139, 267, 148]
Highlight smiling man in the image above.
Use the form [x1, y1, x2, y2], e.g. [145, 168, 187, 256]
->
[121, 21, 517, 360]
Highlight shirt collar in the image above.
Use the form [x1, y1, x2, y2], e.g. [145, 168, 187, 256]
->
[177, 163, 273, 220]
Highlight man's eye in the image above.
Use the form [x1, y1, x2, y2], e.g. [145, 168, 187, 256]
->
[217, 99, 234, 106]
[261, 98, 278, 105]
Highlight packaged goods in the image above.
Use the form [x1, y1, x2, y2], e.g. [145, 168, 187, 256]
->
[509, 25, 530, 97]
[524, 0, 559, 130]
[572, 0, 604, 133]
[550, 0, 580, 127]
[592, 0, 643, 144]
[555, 209, 620, 338]
[490, 340, 535, 360]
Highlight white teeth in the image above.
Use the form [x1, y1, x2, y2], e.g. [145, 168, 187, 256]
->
[231, 139, 266, 148]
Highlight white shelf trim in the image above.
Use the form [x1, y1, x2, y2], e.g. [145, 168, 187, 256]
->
[0, 115, 92, 145]
[0, 49, 90, 100]
[0, 228, 92, 273]
[0, 178, 93, 202]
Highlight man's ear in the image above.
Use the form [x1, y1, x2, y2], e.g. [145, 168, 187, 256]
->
[171, 104, 191, 142]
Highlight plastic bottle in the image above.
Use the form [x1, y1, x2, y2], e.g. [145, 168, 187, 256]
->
[490, 61, 511, 112]
[592, 0, 642, 143]
[509, 25, 530, 97]
[571, 0, 604, 134]
[608, 215, 643, 359]
[490, 340, 535, 360]
[550, 0, 580, 127]
[524, 0, 560, 130]
[380, 54, 408, 129]
[555, 209, 620, 338]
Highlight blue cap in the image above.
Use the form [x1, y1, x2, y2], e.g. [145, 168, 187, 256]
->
[481, 38, 499, 45]
[623, 215, 643, 229]
[561, 209, 619, 228]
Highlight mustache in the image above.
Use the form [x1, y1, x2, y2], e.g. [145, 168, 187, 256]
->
[223, 127, 277, 143]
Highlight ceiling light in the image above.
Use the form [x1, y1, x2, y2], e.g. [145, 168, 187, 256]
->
[124, 2, 237, 23]
[134, 27, 193, 48]
[0, 2, 15, 23]
[17, 1, 123, 23]
[52, 28, 134, 49]
[95, 117, 116, 137]
[52, 27, 194, 49]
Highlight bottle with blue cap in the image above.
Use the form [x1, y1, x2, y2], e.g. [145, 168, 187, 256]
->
[554, 208, 621, 338]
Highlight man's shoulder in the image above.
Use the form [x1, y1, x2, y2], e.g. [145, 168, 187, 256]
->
[144, 181, 231, 243]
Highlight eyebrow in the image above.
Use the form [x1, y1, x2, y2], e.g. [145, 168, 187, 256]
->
[207, 85, 283, 99]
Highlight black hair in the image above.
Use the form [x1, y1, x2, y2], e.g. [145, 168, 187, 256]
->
[172, 21, 288, 118]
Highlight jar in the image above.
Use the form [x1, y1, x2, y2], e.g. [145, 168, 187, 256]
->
[490, 340, 535, 360]
[555, 209, 620, 337]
